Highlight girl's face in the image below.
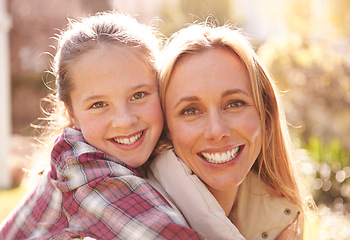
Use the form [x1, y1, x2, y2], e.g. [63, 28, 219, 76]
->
[165, 48, 262, 196]
[69, 45, 163, 168]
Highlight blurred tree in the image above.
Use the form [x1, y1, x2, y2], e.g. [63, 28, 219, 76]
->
[82, 0, 111, 14]
[7, 0, 109, 134]
[258, 0, 350, 212]
[260, 34, 350, 148]
[159, 0, 234, 36]
[7, 0, 84, 133]
[302, 137, 350, 212]
[328, 0, 350, 36]
[259, 0, 350, 152]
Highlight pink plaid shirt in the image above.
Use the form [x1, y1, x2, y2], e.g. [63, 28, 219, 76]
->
[0, 127, 203, 240]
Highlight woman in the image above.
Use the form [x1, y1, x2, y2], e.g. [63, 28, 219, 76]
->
[147, 23, 311, 239]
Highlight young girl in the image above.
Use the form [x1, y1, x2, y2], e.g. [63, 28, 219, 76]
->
[0, 12, 203, 240]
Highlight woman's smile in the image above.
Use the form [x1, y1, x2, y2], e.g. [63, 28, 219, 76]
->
[199, 145, 243, 164]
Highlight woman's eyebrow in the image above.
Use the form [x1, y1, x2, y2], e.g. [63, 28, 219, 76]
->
[222, 89, 249, 98]
[174, 96, 199, 108]
[173, 89, 250, 108]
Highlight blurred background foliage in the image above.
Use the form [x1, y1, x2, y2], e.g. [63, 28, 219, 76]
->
[6, 0, 350, 217]
[256, 0, 350, 214]
[304, 137, 350, 212]
[158, 0, 233, 37]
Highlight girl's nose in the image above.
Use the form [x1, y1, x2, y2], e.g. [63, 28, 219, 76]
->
[111, 105, 138, 129]
[204, 111, 230, 141]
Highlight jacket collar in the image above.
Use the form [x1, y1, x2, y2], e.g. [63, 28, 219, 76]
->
[148, 150, 299, 240]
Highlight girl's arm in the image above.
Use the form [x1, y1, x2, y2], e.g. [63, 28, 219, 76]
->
[55, 148, 204, 239]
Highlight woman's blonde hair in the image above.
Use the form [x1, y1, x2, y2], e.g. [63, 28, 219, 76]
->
[158, 23, 309, 235]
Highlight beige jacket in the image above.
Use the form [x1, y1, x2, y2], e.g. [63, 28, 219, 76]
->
[146, 150, 300, 240]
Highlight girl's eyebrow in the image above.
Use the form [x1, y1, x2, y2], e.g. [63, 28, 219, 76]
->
[82, 94, 106, 104]
[131, 83, 153, 91]
[82, 84, 155, 103]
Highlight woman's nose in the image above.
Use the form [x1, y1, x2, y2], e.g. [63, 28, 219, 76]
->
[111, 105, 138, 129]
[204, 111, 230, 141]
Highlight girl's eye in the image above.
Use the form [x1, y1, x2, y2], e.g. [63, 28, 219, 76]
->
[90, 101, 106, 109]
[183, 107, 198, 115]
[226, 100, 245, 109]
[131, 92, 146, 100]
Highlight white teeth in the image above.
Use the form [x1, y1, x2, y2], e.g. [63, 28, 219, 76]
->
[221, 152, 228, 161]
[201, 146, 240, 164]
[114, 132, 143, 145]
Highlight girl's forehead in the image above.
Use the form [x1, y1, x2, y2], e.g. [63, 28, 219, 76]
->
[70, 44, 153, 72]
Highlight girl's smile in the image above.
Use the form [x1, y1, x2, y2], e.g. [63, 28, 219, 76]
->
[109, 129, 146, 151]
[111, 130, 144, 145]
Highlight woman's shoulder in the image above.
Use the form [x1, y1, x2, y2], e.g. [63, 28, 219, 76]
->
[230, 171, 300, 239]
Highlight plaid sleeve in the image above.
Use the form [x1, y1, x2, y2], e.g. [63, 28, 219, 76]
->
[0, 170, 71, 240]
[52, 128, 205, 240]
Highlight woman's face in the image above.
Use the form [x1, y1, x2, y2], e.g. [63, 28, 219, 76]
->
[165, 48, 262, 195]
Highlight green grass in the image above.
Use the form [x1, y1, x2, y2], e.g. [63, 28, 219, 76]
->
[0, 185, 28, 223]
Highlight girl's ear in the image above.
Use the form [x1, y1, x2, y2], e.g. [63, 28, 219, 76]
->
[66, 108, 80, 130]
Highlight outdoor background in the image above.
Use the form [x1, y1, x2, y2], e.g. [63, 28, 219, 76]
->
[1, 0, 350, 239]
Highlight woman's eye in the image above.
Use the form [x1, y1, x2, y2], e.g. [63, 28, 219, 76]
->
[90, 101, 106, 109]
[226, 100, 245, 109]
[131, 92, 146, 100]
[183, 108, 198, 115]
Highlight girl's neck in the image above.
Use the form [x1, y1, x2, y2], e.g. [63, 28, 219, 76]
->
[207, 186, 238, 216]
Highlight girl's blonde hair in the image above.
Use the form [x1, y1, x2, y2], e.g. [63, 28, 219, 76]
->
[158, 23, 310, 235]
[32, 12, 161, 170]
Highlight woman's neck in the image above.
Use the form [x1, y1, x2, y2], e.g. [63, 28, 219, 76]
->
[206, 186, 238, 216]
